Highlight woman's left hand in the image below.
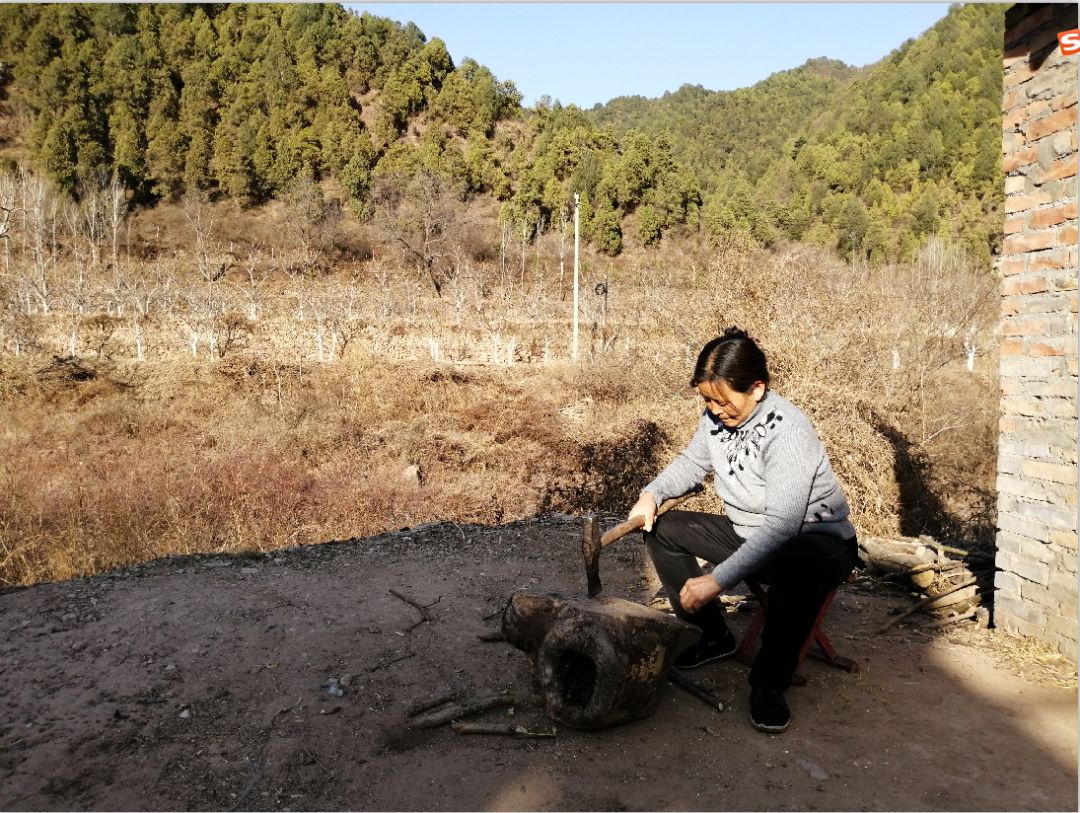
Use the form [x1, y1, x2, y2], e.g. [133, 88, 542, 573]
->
[679, 574, 723, 613]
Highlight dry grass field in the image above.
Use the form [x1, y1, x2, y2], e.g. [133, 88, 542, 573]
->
[0, 181, 1000, 587]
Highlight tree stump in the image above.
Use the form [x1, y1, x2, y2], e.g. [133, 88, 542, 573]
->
[502, 592, 701, 730]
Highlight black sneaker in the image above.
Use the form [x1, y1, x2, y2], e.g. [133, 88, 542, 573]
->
[673, 629, 737, 669]
[750, 687, 791, 733]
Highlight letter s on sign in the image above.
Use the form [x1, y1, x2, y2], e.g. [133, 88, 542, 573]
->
[1059, 29, 1080, 56]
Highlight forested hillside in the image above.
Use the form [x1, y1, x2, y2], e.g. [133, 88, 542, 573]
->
[590, 3, 1007, 265]
[591, 58, 859, 194]
[0, 2, 1006, 265]
[0, 4, 519, 202]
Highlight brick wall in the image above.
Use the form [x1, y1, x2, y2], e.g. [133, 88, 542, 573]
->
[997, 3, 1078, 658]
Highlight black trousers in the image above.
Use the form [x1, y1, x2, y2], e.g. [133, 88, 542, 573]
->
[644, 510, 858, 691]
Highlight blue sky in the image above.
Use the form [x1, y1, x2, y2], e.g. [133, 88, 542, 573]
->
[347, 3, 952, 109]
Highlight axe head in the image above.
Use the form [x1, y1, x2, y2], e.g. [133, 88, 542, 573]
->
[582, 514, 602, 596]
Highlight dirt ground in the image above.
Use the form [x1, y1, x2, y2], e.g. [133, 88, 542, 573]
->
[1, 515, 1076, 812]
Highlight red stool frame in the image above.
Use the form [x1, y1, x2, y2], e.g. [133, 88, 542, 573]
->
[734, 574, 859, 686]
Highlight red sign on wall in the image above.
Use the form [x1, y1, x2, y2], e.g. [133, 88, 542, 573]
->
[1059, 29, 1080, 56]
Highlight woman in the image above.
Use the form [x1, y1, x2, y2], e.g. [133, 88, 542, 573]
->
[628, 327, 859, 733]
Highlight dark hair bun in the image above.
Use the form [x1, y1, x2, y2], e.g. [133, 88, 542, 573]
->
[691, 328, 770, 392]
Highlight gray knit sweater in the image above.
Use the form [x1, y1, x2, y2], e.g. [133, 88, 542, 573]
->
[642, 390, 855, 589]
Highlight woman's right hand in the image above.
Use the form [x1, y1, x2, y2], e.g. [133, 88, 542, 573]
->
[628, 492, 658, 533]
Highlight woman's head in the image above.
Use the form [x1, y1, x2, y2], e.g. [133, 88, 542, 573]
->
[691, 328, 769, 428]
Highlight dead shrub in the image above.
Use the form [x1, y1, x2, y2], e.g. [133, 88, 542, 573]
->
[539, 419, 672, 513]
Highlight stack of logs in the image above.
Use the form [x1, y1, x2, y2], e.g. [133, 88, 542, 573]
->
[857, 535, 997, 633]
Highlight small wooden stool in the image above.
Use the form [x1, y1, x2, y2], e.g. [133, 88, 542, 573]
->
[734, 574, 859, 686]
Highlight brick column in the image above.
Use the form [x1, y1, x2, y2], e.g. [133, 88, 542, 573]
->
[997, 3, 1078, 657]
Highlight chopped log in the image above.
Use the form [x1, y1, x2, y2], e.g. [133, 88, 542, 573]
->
[502, 592, 700, 730]
[907, 561, 969, 577]
[451, 722, 557, 737]
[924, 610, 977, 629]
[859, 536, 937, 575]
[875, 578, 978, 634]
[925, 585, 981, 611]
[911, 569, 937, 589]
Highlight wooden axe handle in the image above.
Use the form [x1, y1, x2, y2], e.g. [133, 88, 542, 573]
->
[599, 485, 704, 547]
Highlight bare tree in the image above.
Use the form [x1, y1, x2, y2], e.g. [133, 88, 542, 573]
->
[182, 190, 233, 283]
[283, 170, 342, 268]
[212, 310, 254, 358]
[306, 289, 333, 362]
[325, 284, 366, 360]
[75, 168, 110, 272]
[0, 275, 38, 356]
[105, 172, 128, 268]
[534, 212, 547, 282]
[0, 169, 20, 274]
[238, 247, 270, 321]
[177, 285, 215, 358]
[556, 207, 570, 301]
[125, 261, 169, 361]
[371, 172, 462, 297]
[20, 170, 61, 315]
[59, 270, 91, 356]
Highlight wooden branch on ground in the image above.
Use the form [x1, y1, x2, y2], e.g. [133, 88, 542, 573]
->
[389, 588, 442, 632]
[405, 688, 458, 717]
[451, 722, 557, 737]
[875, 578, 979, 634]
[368, 651, 416, 672]
[408, 692, 514, 730]
[478, 630, 506, 642]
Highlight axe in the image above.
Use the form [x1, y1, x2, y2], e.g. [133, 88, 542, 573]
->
[582, 484, 704, 597]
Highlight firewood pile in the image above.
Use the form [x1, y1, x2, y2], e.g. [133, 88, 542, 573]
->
[856, 535, 997, 633]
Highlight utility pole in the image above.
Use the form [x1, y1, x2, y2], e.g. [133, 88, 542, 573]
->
[572, 194, 580, 362]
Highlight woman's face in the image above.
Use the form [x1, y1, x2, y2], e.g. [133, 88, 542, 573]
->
[696, 379, 766, 428]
